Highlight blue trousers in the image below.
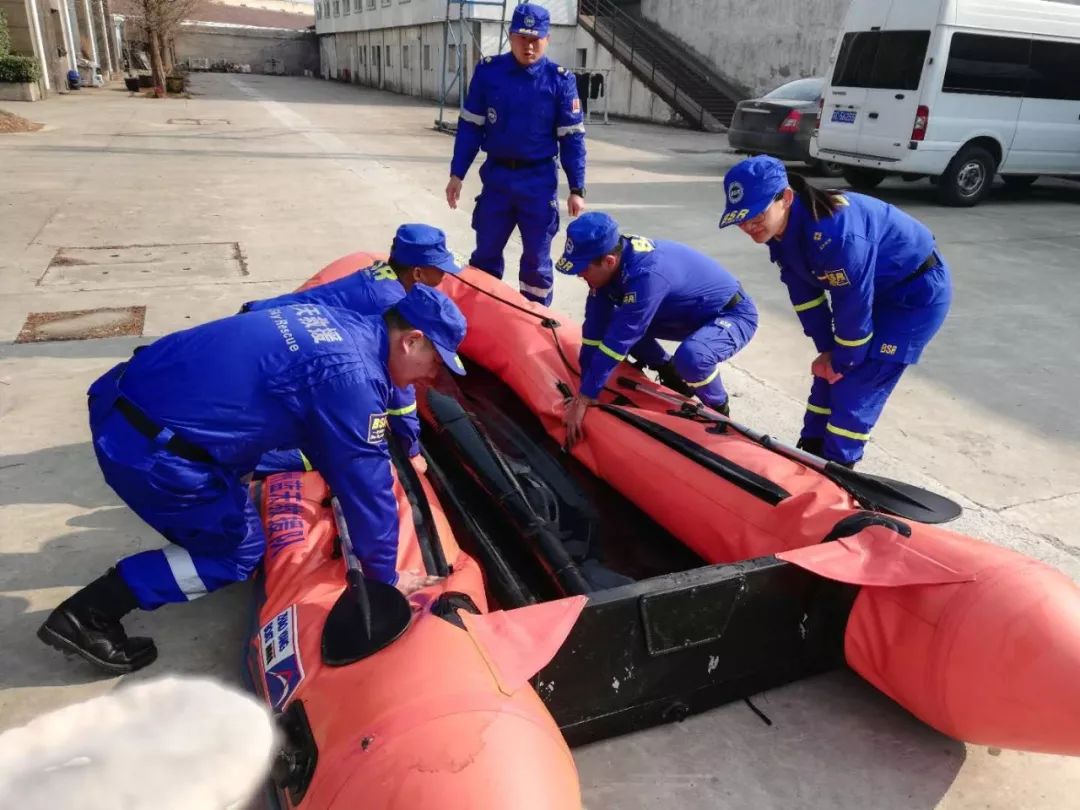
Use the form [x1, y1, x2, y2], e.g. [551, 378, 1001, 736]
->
[802, 363, 906, 465]
[802, 264, 951, 465]
[88, 367, 265, 611]
[470, 159, 560, 305]
[633, 297, 759, 409]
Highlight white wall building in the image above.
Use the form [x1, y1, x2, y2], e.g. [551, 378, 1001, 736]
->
[313, 0, 679, 125]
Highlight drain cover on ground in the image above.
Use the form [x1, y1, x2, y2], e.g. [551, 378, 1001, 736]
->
[15, 306, 146, 343]
[40, 243, 247, 289]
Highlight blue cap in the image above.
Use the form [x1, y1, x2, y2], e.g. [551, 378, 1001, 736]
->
[556, 212, 621, 276]
[394, 285, 468, 375]
[509, 3, 550, 38]
[719, 156, 789, 228]
[390, 224, 462, 275]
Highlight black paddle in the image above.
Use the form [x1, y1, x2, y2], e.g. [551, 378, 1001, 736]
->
[321, 497, 412, 667]
[614, 376, 963, 525]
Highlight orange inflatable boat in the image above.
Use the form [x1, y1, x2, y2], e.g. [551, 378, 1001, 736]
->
[289, 252, 1080, 758]
[245, 457, 585, 808]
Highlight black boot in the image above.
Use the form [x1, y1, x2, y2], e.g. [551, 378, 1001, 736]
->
[796, 436, 825, 458]
[656, 362, 696, 399]
[38, 568, 157, 675]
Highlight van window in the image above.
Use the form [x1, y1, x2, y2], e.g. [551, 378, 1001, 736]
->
[1028, 40, 1080, 101]
[943, 33, 1031, 97]
[832, 31, 930, 91]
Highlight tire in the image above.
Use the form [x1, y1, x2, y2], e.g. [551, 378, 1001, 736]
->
[1002, 174, 1038, 190]
[938, 145, 996, 206]
[807, 159, 845, 178]
[841, 166, 887, 190]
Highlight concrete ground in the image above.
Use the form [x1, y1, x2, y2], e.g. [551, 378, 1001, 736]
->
[1, 74, 1079, 808]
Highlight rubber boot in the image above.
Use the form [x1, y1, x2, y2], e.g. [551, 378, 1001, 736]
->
[656, 361, 696, 399]
[38, 568, 157, 675]
[796, 436, 826, 458]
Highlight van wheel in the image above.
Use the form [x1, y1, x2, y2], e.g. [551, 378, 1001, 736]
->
[1002, 174, 1038, 190]
[938, 145, 996, 206]
[807, 159, 845, 178]
[841, 167, 887, 190]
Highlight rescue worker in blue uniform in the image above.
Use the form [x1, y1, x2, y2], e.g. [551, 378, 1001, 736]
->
[446, 3, 587, 306]
[559, 212, 758, 446]
[241, 223, 462, 459]
[37, 286, 468, 674]
[719, 156, 952, 467]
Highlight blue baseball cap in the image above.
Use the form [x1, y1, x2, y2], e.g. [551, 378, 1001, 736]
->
[390, 224, 462, 275]
[394, 285, 468, 375]
[719, 155, 790, 229]
[556, 212, 621, 276]
[509, 3, 550, 38]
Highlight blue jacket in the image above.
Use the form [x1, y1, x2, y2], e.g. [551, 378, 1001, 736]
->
[241, 260, 419, 454]
[579, 236, 744, 398]
[769, 193, 944, 367]
[115, 305, 402, 584]
[451, 53, 586, 188]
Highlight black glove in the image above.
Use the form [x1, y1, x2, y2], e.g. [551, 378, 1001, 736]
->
[656, 362, 696, 399]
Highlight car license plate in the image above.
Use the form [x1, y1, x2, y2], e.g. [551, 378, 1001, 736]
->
[831, 110, 857, 124]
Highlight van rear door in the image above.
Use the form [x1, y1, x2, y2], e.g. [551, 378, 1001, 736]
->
[853, 29, 932, 160]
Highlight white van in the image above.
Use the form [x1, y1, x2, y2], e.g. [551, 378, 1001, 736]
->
[811, 0, 1080, 205]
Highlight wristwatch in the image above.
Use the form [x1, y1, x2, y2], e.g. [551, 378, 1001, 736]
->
[570, 187, 586, 198]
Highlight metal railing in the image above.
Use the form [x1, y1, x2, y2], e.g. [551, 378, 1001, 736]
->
[579, 0, 732, 129]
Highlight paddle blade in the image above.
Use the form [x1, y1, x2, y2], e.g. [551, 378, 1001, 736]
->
[827, 465, 963, 525]
[322, 578, 412, 667]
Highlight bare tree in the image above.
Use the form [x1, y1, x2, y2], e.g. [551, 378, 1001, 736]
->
[138, 0, 199, 91]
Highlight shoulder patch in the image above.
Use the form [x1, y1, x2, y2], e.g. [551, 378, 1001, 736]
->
[557, 65, 566, 73]
[483, 56, 492, 64]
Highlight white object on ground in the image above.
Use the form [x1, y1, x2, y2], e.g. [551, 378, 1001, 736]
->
[0, 676, 276, 810]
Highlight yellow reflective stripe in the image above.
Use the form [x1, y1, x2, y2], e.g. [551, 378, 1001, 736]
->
[598, 343, 627, 362]
[581, 338, 602, 347]
[686, 365, 720, 388]
[299, 451, 313, 472]
[793, 294, 827, 313]
[806, 404, 832, 415]
[827, 423, 870, 441]
[387, 402, 417, 417]
[834, 332, 873, 348]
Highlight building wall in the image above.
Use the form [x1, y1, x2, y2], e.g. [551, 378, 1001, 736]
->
[314, 0, 577, 34]
[318, 18, 678, 126]
[1, 0, 37, 55]
[572, 25, 677, 125]
[641, 0, 848, 97]
[176, 23, 319, 74]
[211, 0, 315, 13]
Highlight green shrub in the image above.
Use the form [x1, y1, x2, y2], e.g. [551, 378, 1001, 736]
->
[0, 55, 41, 83]
[0, 10, 11, 57]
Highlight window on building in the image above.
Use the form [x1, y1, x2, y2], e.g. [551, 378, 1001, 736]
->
[355, 0, 361, 10]
[448, 43, 457, 71]
[386, 46, 392, 66]
[367, 0, 375, 9]
[382, 0, 391, 6]
[359, 45, 365, 65]
[832, 30, 930, 90]
[324, 1, 330, 17]
[316, 3, 321, 18]
[423, 44, 431, 71]
[576, 48, 587, 68]
[402, 44, 410, 69]
[343, 0, 350, 13]
[333, 1, 340, 16]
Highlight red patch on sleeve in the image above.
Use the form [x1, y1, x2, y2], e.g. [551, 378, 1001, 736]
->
[571, 98, 581, 114]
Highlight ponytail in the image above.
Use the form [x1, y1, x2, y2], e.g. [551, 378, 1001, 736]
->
[788, 173, 844, 221]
